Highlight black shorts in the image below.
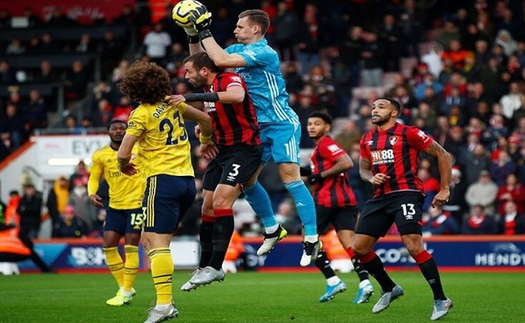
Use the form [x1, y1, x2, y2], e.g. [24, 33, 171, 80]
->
[356, 191, 425, 238]
[203, 144, 262, 191]
[316, 205, 358, 235]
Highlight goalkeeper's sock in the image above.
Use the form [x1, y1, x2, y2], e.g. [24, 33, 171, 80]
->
[148, 248, 173, 305]
[243, 182, 278, 232]
[123, 245, 139, 293]
[103, 246, 124, 288]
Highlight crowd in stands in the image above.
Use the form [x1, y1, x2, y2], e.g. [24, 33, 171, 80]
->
[1, 0, 525, 238]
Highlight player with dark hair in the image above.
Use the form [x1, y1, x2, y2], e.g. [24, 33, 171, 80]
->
[167, 52, 263, 290]
[184, 8, 319, 266]
[303, 111, 374, 303]
[353, 98, 453, 320]
[116, 60, 213, 323]
[88, 119, 145, 306]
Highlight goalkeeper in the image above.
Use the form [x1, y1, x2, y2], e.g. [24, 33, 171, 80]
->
[179, 6, 320, 267]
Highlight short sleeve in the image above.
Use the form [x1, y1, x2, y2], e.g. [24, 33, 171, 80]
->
[318, 137, 346, 163]
[126, 107, 147, 138]
[406, 126, 433, 151]
[359, 134, 370, 160]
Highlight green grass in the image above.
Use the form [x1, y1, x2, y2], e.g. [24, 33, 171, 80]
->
[0, 271, 523, 322]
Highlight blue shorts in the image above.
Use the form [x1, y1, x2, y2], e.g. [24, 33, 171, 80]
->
[104, 207, 144, 236]
[143, 175, 196, 234]
[259, 122, 301, 164]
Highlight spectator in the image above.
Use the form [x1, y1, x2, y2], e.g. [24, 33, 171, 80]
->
[0, 60, 17, 83]
[495, 29, 517, 57]
[490, 150, 517, 186]
[53, 205, 87, 238]
[16, 181, 52, 272]
[297, 4, 321, 75]
[465, 169, 499, 215]
[143, 22, 172, 65]
[46, 175, 70, 234]
[24, 89, 48, 130]
[443, 166, 469, 226]
[75, 33, 98, 54]
[63, 60, 90, 101]
[461, 204, 498, 234]
[283, 63, 304, 95]
[463, 144, 491, 186]
[361, 31, 384, 87]
[98, 30, 123, 78]
[339, 25, 364, 88]
[39, 33, 62, 54]
[112, 59, 130, 83]
[272, 1, 300, 62]
[399, 0, 423, 58]
[418, 168, 440, 212]
[498, 201, 525, 235]
[421, 42, 444, 78]
[500, 81, 523, 120]
[0, 8, 11, 29]
[495, 173, 525, 216]
[63, 115, 83, 134]
[6, 39, 25, 55]
[274, 200, 302, 235]
[422, 206, 460, 236]
[69, 160, 89, 189]
[293, 94, 317, 149]
[379, 14, 402, 72]
[33, 60, 60, 83]
[0, 103, 27, 149]
[112, 96, 135, 123]
[68, 179, 97, 233]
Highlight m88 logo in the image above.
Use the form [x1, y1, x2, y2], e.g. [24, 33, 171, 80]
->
[371, 149, 394, 165]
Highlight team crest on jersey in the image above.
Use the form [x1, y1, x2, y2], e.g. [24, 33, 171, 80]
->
[389, 136, 398, 146]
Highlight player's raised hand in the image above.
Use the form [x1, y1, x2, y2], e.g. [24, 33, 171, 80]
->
[89, 194, 104, 208]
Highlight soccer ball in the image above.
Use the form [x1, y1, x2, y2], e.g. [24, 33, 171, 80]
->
[172, 0, 207, 28]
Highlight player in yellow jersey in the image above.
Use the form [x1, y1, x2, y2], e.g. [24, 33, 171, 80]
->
[88, 119, 146, 306]
[116, 60, 214, 323]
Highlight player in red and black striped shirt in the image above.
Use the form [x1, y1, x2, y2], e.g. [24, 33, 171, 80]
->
[168, 52, 268, 290]
[302, 111, 374, 304]
[353, 98, 453, 320]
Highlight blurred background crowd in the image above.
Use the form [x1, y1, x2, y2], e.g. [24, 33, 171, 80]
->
[1, 0, 525, 240]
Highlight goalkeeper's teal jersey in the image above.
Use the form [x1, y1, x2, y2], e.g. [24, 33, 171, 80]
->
[225, 39, 299, 124]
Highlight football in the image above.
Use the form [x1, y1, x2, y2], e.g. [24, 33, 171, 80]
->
[172, 0, 208, 28]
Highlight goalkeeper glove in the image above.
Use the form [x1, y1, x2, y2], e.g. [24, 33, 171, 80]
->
[190, 11, 212, 33]
[308, 174, 323, 185]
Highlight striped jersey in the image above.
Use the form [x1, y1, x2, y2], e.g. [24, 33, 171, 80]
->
[126, 101, 194, 178]
[206, 72, 260, 146]
[360, 122, 433, 197]
[311, 136, 357, 207]
[225, 39, 299, 124]
[88, 144, 145, 209]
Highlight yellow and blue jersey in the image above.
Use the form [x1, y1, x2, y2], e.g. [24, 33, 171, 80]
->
[88, 144, 145, 210]
[126, 102, 194, 179]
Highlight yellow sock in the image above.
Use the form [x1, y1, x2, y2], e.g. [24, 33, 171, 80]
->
[103, 247, 124, 288]
[123, 245, 139, 292]
[148, 248, 174, 305]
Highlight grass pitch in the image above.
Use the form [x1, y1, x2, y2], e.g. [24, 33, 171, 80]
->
[0, 271, 523, 322]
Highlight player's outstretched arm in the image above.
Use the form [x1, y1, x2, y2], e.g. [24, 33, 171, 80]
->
[424, 141, 452, 207]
